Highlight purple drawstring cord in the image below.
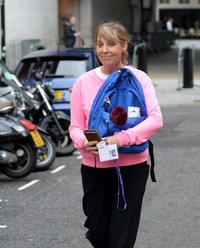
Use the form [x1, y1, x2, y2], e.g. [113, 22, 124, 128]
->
[115, 160, 127, 210]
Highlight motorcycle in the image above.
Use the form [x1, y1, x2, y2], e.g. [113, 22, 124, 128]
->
[0, 112, 38, 178]
[0, 60, 75, 156]
[0, 91, 56, 172]
[24, 71, 75, 156]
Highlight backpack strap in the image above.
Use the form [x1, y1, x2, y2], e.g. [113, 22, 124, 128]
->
[148, 140, 157, 182]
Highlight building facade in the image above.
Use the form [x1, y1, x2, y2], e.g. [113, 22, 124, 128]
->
[1, 0, 200, 69]
[157, 0, 200, 29]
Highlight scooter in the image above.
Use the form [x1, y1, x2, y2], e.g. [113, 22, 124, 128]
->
[0, 113, 38, 178]
[0, 91, 56, 172]
[0, 60, 75, 156]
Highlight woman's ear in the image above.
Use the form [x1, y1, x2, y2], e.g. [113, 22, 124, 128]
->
[122, 41, 128, 51]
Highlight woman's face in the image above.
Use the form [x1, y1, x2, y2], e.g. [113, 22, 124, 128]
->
[96, 35, 127, 73]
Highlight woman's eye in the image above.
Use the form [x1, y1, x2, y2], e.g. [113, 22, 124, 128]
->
[108, 42, 115, 46]
[97, 43, 103, 47]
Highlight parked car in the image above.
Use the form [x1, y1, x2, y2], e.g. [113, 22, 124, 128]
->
[14, 47, 100, 115]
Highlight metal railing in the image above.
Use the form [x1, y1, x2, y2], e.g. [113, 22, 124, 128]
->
[132, 42, 146, 67]
[132, 42, 147, 73]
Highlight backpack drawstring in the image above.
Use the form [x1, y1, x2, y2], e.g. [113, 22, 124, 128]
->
[114, 160, 127, 211]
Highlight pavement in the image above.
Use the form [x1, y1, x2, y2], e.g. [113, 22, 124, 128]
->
[133, 40, 200, 248]
[144, 39, 200, 108]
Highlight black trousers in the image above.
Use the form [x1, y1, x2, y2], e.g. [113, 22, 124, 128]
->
[81, 162, 149, 248]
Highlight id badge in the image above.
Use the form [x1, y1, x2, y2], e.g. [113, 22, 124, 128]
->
[128, 106, 140, 117]
[97, 143, 119, 162]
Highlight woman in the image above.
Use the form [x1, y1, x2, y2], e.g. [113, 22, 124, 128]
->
[69, 20, 163, 248]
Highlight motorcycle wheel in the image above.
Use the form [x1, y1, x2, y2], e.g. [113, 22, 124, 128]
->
[0, 140, 37, 178]
[41, 117, 76, 156]
[35, 133, 56, 171]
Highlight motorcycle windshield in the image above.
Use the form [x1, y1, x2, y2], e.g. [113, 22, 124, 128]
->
[0, 60, 33, 108]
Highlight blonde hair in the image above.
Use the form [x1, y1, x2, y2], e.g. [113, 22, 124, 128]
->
[94, 20, 130, 65]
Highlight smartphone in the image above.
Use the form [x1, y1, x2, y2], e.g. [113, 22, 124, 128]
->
[84, 129, 102, 142]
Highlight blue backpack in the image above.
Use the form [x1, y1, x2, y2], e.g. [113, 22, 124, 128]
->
[89, 68, 148, 154]
[89, 68, 156, 182]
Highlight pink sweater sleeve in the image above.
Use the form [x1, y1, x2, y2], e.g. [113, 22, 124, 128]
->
[68, 78, 86, 149]
[69, 70, 102, 149]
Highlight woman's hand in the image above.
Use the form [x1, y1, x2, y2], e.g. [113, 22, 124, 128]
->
[83, 137, 99, 154]
[83, 135, 120, 154]
[103, 135, 120, 148]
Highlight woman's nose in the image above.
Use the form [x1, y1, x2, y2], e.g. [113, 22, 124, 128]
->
[102, 44, 108, 52]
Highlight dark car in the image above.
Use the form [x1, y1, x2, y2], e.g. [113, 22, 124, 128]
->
[14, 47, 100, 115]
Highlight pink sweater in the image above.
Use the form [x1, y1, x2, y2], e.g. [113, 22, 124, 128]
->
[69, 66, 163, 168]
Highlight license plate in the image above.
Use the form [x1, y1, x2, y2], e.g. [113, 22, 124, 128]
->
[54, 90, 63, 99]
[30, 130, 45, 148]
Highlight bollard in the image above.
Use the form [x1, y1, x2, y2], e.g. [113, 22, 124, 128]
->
[183, 48, 193, 88]
[137, 46, 148, 73]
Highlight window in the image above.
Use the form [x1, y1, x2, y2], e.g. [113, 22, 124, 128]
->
[160, 0, 170, 3]
[55, 60, 88, 77]
[16, 57, 90, 81]
[179, 0, 189, 3]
